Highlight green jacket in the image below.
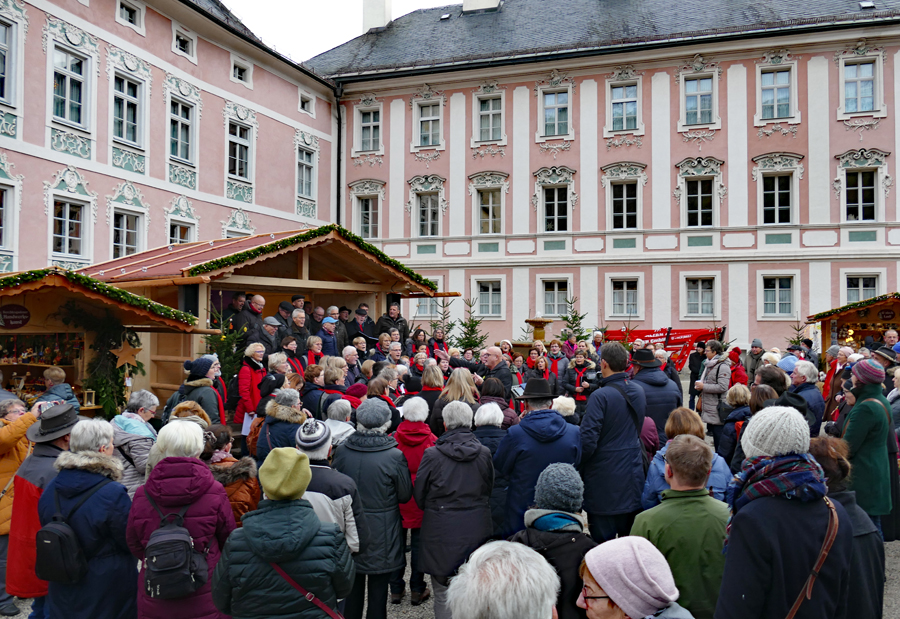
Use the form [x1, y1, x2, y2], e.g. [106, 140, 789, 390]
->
[842, 383, 892, 516]
[631, 488, 729, 619]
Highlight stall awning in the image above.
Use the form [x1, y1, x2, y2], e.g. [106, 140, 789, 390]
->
[807, 292, 900, 324]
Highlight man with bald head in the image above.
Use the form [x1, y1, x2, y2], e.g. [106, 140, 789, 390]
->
[439, 344, 512, 398]
[232, 294, 266, 346]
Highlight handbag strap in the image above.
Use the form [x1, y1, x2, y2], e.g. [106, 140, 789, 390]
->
[607, 382, 642, 436]
[784, 497, 839, 619]
[269, 562, 344, 619]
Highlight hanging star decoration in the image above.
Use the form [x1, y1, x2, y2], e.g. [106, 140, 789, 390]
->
[110, 339, 141, 368]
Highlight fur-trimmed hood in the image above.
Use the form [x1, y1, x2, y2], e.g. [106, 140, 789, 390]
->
[170, 401, 212, 428]
[183, 377, 214, 388]
[208, 456, 257, 485]
[265, 399, 307, 424]
[54, 450, 123, 481]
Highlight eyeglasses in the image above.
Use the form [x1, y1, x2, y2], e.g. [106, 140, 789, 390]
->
[581, 586, 609, 602]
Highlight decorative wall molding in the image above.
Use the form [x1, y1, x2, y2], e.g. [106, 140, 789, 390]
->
[674, 53, 722, 78]
[534, 69, 576, 95]
[226, 180, 253, 203]
[606, 135, 643, 150]
[0, 0, 27, 36]
[223, 102, 258, 138]
[164, 73, 203, 119]
[473, 79, 504, 95]
[673, 157, 726, 206]
[414, 151, 441, 168]
[106, 46, 152, 97]
[844, 118, 880, 141]
[43, 165, 98, 222]
[221, 208, 255, 236]
[166, 195, 198, 221]
[758, 49, 795, 65]
[531, 166, 578, 211]
[348, 179, 386, 204]
[406, 175, 448, 214]
[409, 84, 445, 107]
[50, 128, 90, 159]
[168, 163, 196, 190]
[836, 147, 890, 169]
[608, 65, 642, 81]
[358, 93, 378, 106]
[600, 162, 648, 188]
[680, 129, 717, 149]
[111, 147, 145, 174]
[467, 171, 509, 196]
[472, 145, 506, 159]
[43, 16, 98, 66]
[106, 180, 149, 226]
[539, 141, 571, 159]
[751, 152, 805, 182]
[352, 154, 383, 167]
[0, 151, 25, 214]
[757, 123, 799, 139]
[296, 199, 316, 218]
[0, 112, 17, 138]
[833, 38, 885, 64]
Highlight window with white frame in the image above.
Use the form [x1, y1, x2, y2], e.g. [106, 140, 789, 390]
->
[418, 194, 439, 237]
[611, 279, 638, 316]
[676, 156, 724, 228]
[168, 221, 193, 244]
[847, 275, 877, 303]
[753, 51, 800, 126]
[684, 76, 713, 126]
[610, 83, 638, 132]
[169, 99, 193, 163]
[232, 64, 247, 83]
[112, 75, 140, 146]
[360, 109, 379, 151]
[417, 103, 440, 147]
[112, 210, 140, 258]
[358, 197, 378, 239]
[477, 96, 502, 142]
[228, 121, 251, 181]
[762, 276, 793, 316]
[297, 147, 314, 199]
[477, 281, 502, 316]
[603, 67, 644, 137]
[416, 278, 441, 317]
[299, 93, 312, 113]
[836, 46, 886, 119]
[762, 175, 791, 224]
[542, 91, 569, 137]
[846, 170, 876, 221]
[116, 0, 145, 33]
[686, 278, 715, 316]
[478, 189, 501, 234]
[844, 60, 875, 114]
[611, 182, 638, 230]
[52, 48, 86, 127]
[543, 280, 568, 317]
[543, 186, 568, 233]
[173, 27, 195, 60]
[834, 148, 889, 223]
[52, 200, 84, 257]
[0, 21, 13, 104]
[685, 179, 713, 227]
[760, 69, 791, 120]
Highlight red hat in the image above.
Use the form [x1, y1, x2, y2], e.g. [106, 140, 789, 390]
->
[345, 383, 367, 399]
[728, 347, 742, 363]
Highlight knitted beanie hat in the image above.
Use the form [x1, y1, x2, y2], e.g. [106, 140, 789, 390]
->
[201, 354, 221, 377]
[741, 406, 809, 459]
[356, 397, 391, 429]
[776, 354, 797, 375]
[728, 347, 742, 364]
[258, 448, 311, 501]
[533, 463, 583, 513]
[751, 338, 763, 349]
[345, 383, 367, 399]
[295, 419, 331, 453]
[827, 345, 840, 357]
[852, 358, 886, 385]
[584, 537, 679, 619]
[259, 374, 286, 399]
[183, 357, 213, 379]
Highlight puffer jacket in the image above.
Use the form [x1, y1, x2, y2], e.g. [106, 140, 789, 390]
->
[235, 357, 266, 426]
[127, 457, 236, 619]
[111, 414, 156, 498]
[546, 353, 569, 395]
[473, 424, 509, 537]
[698, 355, 731, 426]
[479, 395, 519, 430]
[716, 405, 752, 466]
[562, 360, 599, 405]
[34, 382, 80, 413]
[641, 441, 732, 509]
[632, 367, 684, 446]
[0, 412, 36, 534]
[256, 400, 307, 467]
[212, 498, 355, 619]
[208, 455, 260, 527]
[331, 430, 412, 574]
[392, 420, 437, 530]
[180, 378, 223, 425]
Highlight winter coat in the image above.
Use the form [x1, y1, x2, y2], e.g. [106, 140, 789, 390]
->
[346, 316, 376, 340]
[331, 430, 412, 574]
[374, 312, 410, 344]
[661, 362, 683, 398]
[7, 443, 64, 599]
[829, 490, 885, 619]
[316, 328, 339, 357]
[256, 399, 307, 468]
[494, 409, 581, 536]
[698, 355, 730, 426]
[641, 442, 732, 510]
[715, 496, 853, 619]
[231, 304, 264, 347]
[38, 452, 136, 619]
[207, 456, 260, 527]
[744, 349, 765, 384]
[473, 425, 509, 537]
[728, 362, 748, 388]
[180, 378, 221, 425]
[235, 357, 266, 426]
[546, 353, 569, 394]
[429, 397, 478, 439]
[414, 427, 493, 577]
[300, 382, 328, 420]
[479, 395, 519, 430]
[304, 460, 369, 554]
[111, 414, 156, 498]
[392, 421, 437, 529]
[790, 381, 826, 437]
[890, 390, 900, 435]
[509, 510, 597, 619]
[34, 382, 80, 413]
[449, 358, 514, 399]
[212, 499, 355, 619]
[842, 383, 892, 516]
[562, 361, 598, 402]
[579, 373, 647, 516]
[632, 367, 683, 446]
[688, 352, 705, 396]
[715, 405, 751, 467]
[0, 412, 36, 534]
[126, 457, 236, 619]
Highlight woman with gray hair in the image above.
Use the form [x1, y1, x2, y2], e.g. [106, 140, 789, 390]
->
[38, 419, 137, 619]
[255, 388, 308, 467]
[473, 402, 509, 538]
[414, 400, 493, 619]
[112, 389, 159, 498]
[789, 359, 826, 436]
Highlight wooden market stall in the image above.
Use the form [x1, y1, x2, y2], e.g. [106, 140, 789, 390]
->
[80, 224, 439, 400]
[807, 292, 900, 351]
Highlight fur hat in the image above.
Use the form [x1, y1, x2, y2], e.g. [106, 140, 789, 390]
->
[741, 406, 810, 459]
[295, 419, 331, 453]
[852, 358, 886, 385]
[533, 463, 583, 513]
[356, 397, 391, 429]
[258, 448, 311, 501]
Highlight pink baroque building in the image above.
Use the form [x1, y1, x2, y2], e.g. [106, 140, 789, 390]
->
[308, 0, 900, 348]
[0, 0, 336, 273]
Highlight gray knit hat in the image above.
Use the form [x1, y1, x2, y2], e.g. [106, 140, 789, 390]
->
[741, 406, 809, 459]
[826, 345, 840, 357]
[356, 397, 391, 429]
[533, 463, 583, 514]
[751, 338, 763, 349]
[295, 419, 331, 453]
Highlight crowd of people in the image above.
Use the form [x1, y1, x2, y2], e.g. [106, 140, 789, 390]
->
[0, 293, 895, 619]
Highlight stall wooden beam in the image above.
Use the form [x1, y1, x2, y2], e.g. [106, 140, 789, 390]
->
[217, 275, 389, 293]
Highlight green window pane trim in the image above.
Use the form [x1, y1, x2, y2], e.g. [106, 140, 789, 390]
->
[612, 238, 637, 249]
[417, 244, 437, 254]
[765, 233, 792, 245]
[848, 230, 877, 243]
[544, 240, 566, 250]
[686, 236, 713, 247]
[477, 242, 499, 252]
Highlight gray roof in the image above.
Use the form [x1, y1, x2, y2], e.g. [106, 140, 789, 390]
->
[307, 0, 900, 79]
[185, 0, 262, 42]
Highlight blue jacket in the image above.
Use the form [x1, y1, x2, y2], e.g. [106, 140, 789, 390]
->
[35, 383, 80, 413]
[37, 452, 136, 619]
[580, 373, 647, 515]
[790, 382, 826, 437]
[632, 368, 683, 446]
[317, 328, 339, 357]
[494, 410, 581, 536]
[641, 441, 733, 509]
[716, 405, 752, 466]
[256, 400, 307, 467]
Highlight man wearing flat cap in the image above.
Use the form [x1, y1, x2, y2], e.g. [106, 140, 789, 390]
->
[346, 304, 376, 341]
[260, 316, 282, 356]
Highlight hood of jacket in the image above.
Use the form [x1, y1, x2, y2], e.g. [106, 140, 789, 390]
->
[182, 378, 214, 399]
[112, 414, 157, 440]
[208, 456, 257, 485]
[705, 354, 727, 371]
[434, 427, 483, 462]
[44, 383, 75, 401]
[479, 395, 511, 410]
[547, 351, 566, 360]
[54, 450, 123, 482]
[724, 405, 752, 423]
[342, 430, 398, 452]
[633, 367, 671, 387]
[523, 507, 586, 531]
[570, 360, 596, 371]
[143, 456, 218, 507]
[519, 409, 569, 443]
[265, 399, 306, 424]
[242, 499, 321, 561]
[394, 420, 434, 446]
[474, 425, 506, 440]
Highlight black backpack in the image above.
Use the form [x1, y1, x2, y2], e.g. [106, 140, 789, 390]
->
[225, 373, 241, 412]
[142, 494, 208, 600]
[35, 479, 112, 584]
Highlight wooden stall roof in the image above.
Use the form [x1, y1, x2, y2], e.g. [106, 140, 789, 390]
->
[81, 224, 438, 295]
[0, 268, 198, 331]
[807, 292, 900, 323]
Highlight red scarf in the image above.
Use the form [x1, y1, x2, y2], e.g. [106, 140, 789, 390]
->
[414, 362, 425, 374]
[212, 386, 226, 423]
[429, 341, 448, 357]
[377, 393, 397, 408]
[286, 356, 303, 374]
[322, 387, 362, 409]
[536, 368, 550, 381]
[405, 390, 420, 397]
[306, 351, 323, 367]
[548, 355, 563, 377]
[573, 366, 589, 401]
[514, 371, 525, 385]
[526, 357, 538, 370]
[422, 385, 443, 392]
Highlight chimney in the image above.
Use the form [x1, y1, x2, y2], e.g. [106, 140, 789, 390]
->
[363, 0, 392, 32]
[462, 0, 501, 12]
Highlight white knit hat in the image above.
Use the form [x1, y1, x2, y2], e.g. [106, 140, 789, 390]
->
[741, 406, 809, 459]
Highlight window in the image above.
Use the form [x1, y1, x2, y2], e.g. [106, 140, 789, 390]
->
[478, 281, 502, 316]
[685, 179, 713, 227]
[844, 61, 875, 114]
[52, 200, 83, 256]
[611, 83, 638, 132]
[417, 297, 440, 317]
[119, 1, 139, 26]
[230, 55, 253, 88]
[112, 211, 139, 258]
[228, 121, 251, 180]
[543, 91, 568, 136]
[360, 109, 379, 152]
[686, 278, 715, 316]
[684, 77, 713, 126]
[168, 222, 193, 244]
[172, 26, 197, 62]
[299, 95, 312, 113]
[52, 48, 85, 126]
[761, 69, 791, 120]
[0, 187, 7, 247]
[418, 103, 440, 147]
[359, 197, 378, 239]
[297, 148, 314, 198]
[543, 187, 567, 232]
[478, 189, 501, 234]
[169, 99, 192, 162]
[174, 31, 192, 56]
[846, 170, 876, 221]
[113, 75, 140, 145]
[612, 280, 638, 315]
[232, 64, 246, 82]
[418, 194, 439, 236]
[543, 280, 567, 316]
[763, 277, 793, 315]
[0, 21, 11, 103]
[611, 182, 638, 229]
[847, 276, 877, 304]
[478, 97, 502, 142]
[762, 175, 791, 224]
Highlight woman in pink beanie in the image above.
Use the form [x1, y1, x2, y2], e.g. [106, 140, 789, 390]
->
[577, 537, 691, 618]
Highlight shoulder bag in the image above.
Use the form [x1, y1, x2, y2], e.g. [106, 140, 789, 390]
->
[784, 497, 839, 619]
[607, 381, 650, 475]
[270, 562, 344, 619]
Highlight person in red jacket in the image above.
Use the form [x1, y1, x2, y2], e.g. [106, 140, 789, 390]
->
[236, 344, 267, 450]
[389, 397, 436, 606]
[728, 347, 749, 387]
[7, 404, 78, 619]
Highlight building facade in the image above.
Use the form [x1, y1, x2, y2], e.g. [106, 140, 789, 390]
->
[308, 0, 900, 349]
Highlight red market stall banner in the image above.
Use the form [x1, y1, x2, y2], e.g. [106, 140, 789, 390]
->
[602, 327, 725, 371]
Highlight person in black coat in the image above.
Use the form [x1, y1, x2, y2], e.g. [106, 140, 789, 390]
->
[472, 402, 509, 538]
[687, 341, 705, 410]
[444, 347, 513, 399]
[631, 349, 684, 447]
[414, 401, 493, 619]
[561, 353, 598, 416]
[509, 463, 597, 619]
[346, 307, 376, 341]
[231, 295, 266, 347]
[256, 389, 307, 468]
[418, 365, 446, 425]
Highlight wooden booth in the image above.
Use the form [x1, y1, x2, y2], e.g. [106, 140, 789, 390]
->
[81, 224, 439, 401]
[807, 292, 900, 351]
